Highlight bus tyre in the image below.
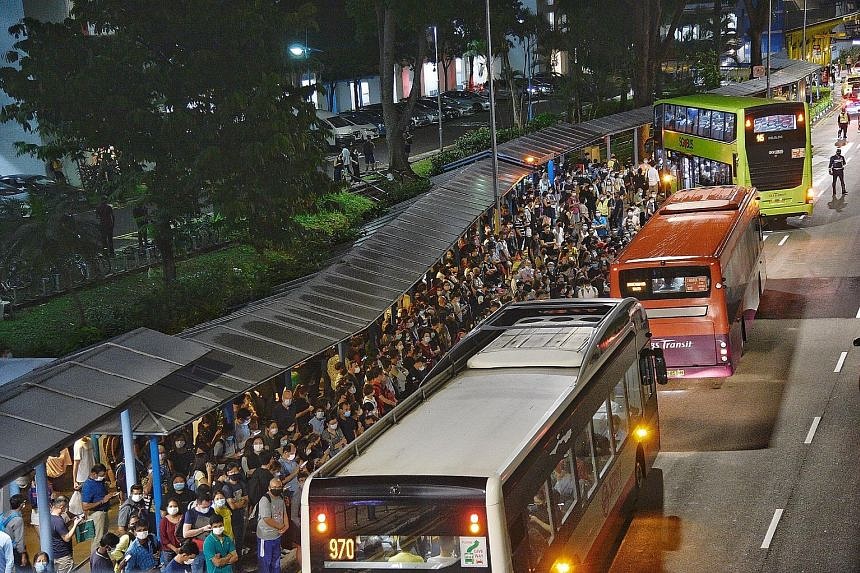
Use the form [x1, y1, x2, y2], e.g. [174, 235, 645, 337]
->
[634, 457, 646, 495]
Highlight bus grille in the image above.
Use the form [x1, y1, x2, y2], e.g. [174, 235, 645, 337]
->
[748, 159, 804, 192]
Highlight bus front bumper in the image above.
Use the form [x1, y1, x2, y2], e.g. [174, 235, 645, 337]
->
[761, 202, 813, 218]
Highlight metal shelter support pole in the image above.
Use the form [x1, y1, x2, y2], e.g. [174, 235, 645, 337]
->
[34, 463, 53, 560]
[120, 409, 136, 496]
[605, 135, 611, 161]
[486, 0, 501, 234]
[91, 434, 100, 464]
[148, 437, 162, 540]
[337, 342, 346, 366]
[766, 0, 772, 98]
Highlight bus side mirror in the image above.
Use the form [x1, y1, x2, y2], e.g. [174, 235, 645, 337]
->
[652, 348, 669, 385]
[639, 352, 654, 386]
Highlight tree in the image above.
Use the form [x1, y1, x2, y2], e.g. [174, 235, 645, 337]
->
[0, 1, 330, 283]
[0, 194, 101, 326]
[629, 0, 688, 106]
[744, 0, 771, 77]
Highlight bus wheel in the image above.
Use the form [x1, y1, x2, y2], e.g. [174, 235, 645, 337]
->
[634, 457, 646, 494]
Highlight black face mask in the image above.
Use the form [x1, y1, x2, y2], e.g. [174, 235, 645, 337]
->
[269, 488, 283, 497]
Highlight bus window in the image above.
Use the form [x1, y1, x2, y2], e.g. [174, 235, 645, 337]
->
[676, 106, 687, 132]
[550, 453, 578, 522]
[712, 111, 725, 140]
[664, 104, 675, 130]
[625, 363, 643, 419]
[574, 426, 597, 498]
[698, 109, 712, 139]
[610, 381, 629, 450]
[591, 404, 614, 476]
[527, 482, 554, 566]
[686, 107, 699, 135]
[619, 266, 711, 300]
[725, 113, 736, 140]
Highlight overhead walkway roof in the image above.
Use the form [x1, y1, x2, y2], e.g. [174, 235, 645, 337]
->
[710, 59, 821, 97]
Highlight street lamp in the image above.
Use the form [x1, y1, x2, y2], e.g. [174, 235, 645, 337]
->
[289, 45, 305, 57]
[766, 0, 772, 98]
[433, 25, 443, 153]
[486, 0, 501, 234]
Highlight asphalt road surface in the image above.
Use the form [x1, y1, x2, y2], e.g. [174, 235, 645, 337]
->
[609, 107, 860, 572]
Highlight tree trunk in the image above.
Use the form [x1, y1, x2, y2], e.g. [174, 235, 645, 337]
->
[441, 58, 451, 91]
[749, 29, 763, 77]
[713, 0, 722, 69]
[632, 0, 655, 106]
[501, 50, 522, 129]
[352, 78, 361, 107]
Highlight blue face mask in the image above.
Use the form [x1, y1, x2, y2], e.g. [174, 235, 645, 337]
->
[344, 411, 352, 418]
[173, 483, 185, 492]
[35, 564, 48, 573]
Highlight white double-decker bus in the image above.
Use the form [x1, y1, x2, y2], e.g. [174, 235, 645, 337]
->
[301, 299, 667, 572]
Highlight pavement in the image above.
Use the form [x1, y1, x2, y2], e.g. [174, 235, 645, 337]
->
[609, 105, 860, 572]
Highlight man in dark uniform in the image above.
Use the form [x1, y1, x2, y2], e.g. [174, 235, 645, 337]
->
[829, 148, 847, 197]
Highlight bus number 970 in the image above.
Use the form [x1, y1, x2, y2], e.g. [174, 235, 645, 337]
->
[328, 538, 355, 560]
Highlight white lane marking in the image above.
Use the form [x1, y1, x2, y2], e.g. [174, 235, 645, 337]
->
[761, 509, 784, 549]
[856, 305, 860, 319]
[762, 234, 769, 241]
[803, 417, 822, 444]
[834, 351, 848, 373]
[778, 235, 789, 246]
[798, 214, 806, 220]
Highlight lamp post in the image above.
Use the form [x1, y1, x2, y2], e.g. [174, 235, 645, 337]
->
[766, 0, 773, 98]
[288, 37, 322, 101]
[486, 0, 501, 234]
[433, 25, 443, 153]
[801, 0, 808, 62]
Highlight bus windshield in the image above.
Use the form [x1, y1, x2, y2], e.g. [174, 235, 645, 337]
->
[313, 500, 487, 570]
[619, 266, 711, 300]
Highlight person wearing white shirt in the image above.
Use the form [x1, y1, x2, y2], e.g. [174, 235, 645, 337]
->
[72, 436, 95, 488]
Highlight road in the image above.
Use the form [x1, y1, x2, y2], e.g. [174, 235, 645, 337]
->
[609, 108, 860, 571]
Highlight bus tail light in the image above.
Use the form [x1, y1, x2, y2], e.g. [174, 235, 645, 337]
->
[806, 188, 815, 203]
[551, 560, 574, 573]
[315, 511, 328, 534]
[634, 425, 649, 441]
[745, 117, 752, 129]
[468, 512, 482, 534]
[797, 113, 804, 123]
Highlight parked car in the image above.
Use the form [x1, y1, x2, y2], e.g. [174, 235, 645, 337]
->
[443, 90, 490, 111]
[315, 110, 362, 148]
[338, 113, 380, 140]
[340, 110, 385, 136]
[0, 174, 86, 205]
[440, 95, 476, 116]
[406, 100, 442, 124]
[417, 97, 461, 120]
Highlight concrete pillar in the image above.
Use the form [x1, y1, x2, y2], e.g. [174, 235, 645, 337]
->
[34, 463, 53, 560]
[120, 410, 137, 496]
[633, 128, 640, 166]
[148, 438, 162, 540]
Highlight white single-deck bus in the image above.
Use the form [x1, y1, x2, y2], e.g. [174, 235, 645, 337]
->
[301, 299, 667, 572]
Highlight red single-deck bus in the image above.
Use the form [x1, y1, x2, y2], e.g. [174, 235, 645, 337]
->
[609, 186, 765, 378]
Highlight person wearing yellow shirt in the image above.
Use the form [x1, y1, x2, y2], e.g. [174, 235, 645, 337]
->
[212, 492, 233, 540]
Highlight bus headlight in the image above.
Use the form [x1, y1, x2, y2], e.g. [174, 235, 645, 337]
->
[634, 426, 649, 440]
[468, 513, 482, 534]
[551, 560, 574, 573]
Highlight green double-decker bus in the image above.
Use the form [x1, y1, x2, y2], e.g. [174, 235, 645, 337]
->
[654, 94, 813, 218]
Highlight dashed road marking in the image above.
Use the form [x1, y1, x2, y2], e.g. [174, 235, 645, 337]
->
[855, 305, 860, 319]
[778, 235, 789, 246]
[834, 351, 848, 373]
[761, 509, 784, 549]
[803, 417, 822, 444]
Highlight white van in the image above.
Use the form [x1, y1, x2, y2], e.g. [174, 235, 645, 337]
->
[315, 110, 361, 149]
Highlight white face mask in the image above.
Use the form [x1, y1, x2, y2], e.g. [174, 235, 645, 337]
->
[268, 428, 278, 436]
[213, 499, 226, 509]
[253, 444, 264, 453]
[315, 411, 325, 419]
[135, 531, 149, 540]
[131, 494, 143, 503]
[167, 506, 180, 516]
[328, 423, 338, 430]
[175, 441, 185, 449]
[212, 526, 225, 536]
[287, 454, 296, 461]
[283, 399, 292, 406]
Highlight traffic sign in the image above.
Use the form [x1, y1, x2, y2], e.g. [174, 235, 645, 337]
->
[752, 65, 765, 78]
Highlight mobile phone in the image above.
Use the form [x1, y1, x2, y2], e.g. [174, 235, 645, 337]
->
[123, 554, 132, 562]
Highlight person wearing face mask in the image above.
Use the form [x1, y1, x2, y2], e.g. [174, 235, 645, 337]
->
[255, 479, 288, 573]
[291, 384, 314, 428]
[81, 464, 119, 554]
[163, 542, 199, 573]
[182, 493, 214, 573]
[277, 445, 303, 497]
[337, 402, 358, 443]
[261, 422, 280, 452]
[320, 414, 348, 457]
[90, 532, 120, 573]
[405, 357, 427, 397]
[203, 515, 237, 573]
[219, 463, 248, 557]
[117, 485, 150, 536]
[241, 437, 266, 477]
[211, 493, 233, 541]
[161, 475, 195, 516]
[122, 522, 160, 573]
[272, 390, 297, 434]
[308, 405, 326, 435]
[159, 499, 184, 566]
[232, 408, 253, 452]
[32, 553, 50, 573]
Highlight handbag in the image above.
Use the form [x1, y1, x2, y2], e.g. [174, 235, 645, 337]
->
[74, 519, 96, 543]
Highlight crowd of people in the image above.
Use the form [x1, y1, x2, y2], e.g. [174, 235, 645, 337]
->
[0, 153, 669, 573]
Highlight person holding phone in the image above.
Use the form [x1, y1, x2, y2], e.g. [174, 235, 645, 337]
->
[81, 464, 118, 554]
[49, 496, 82, 573]
[122, 522, 160, 572]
